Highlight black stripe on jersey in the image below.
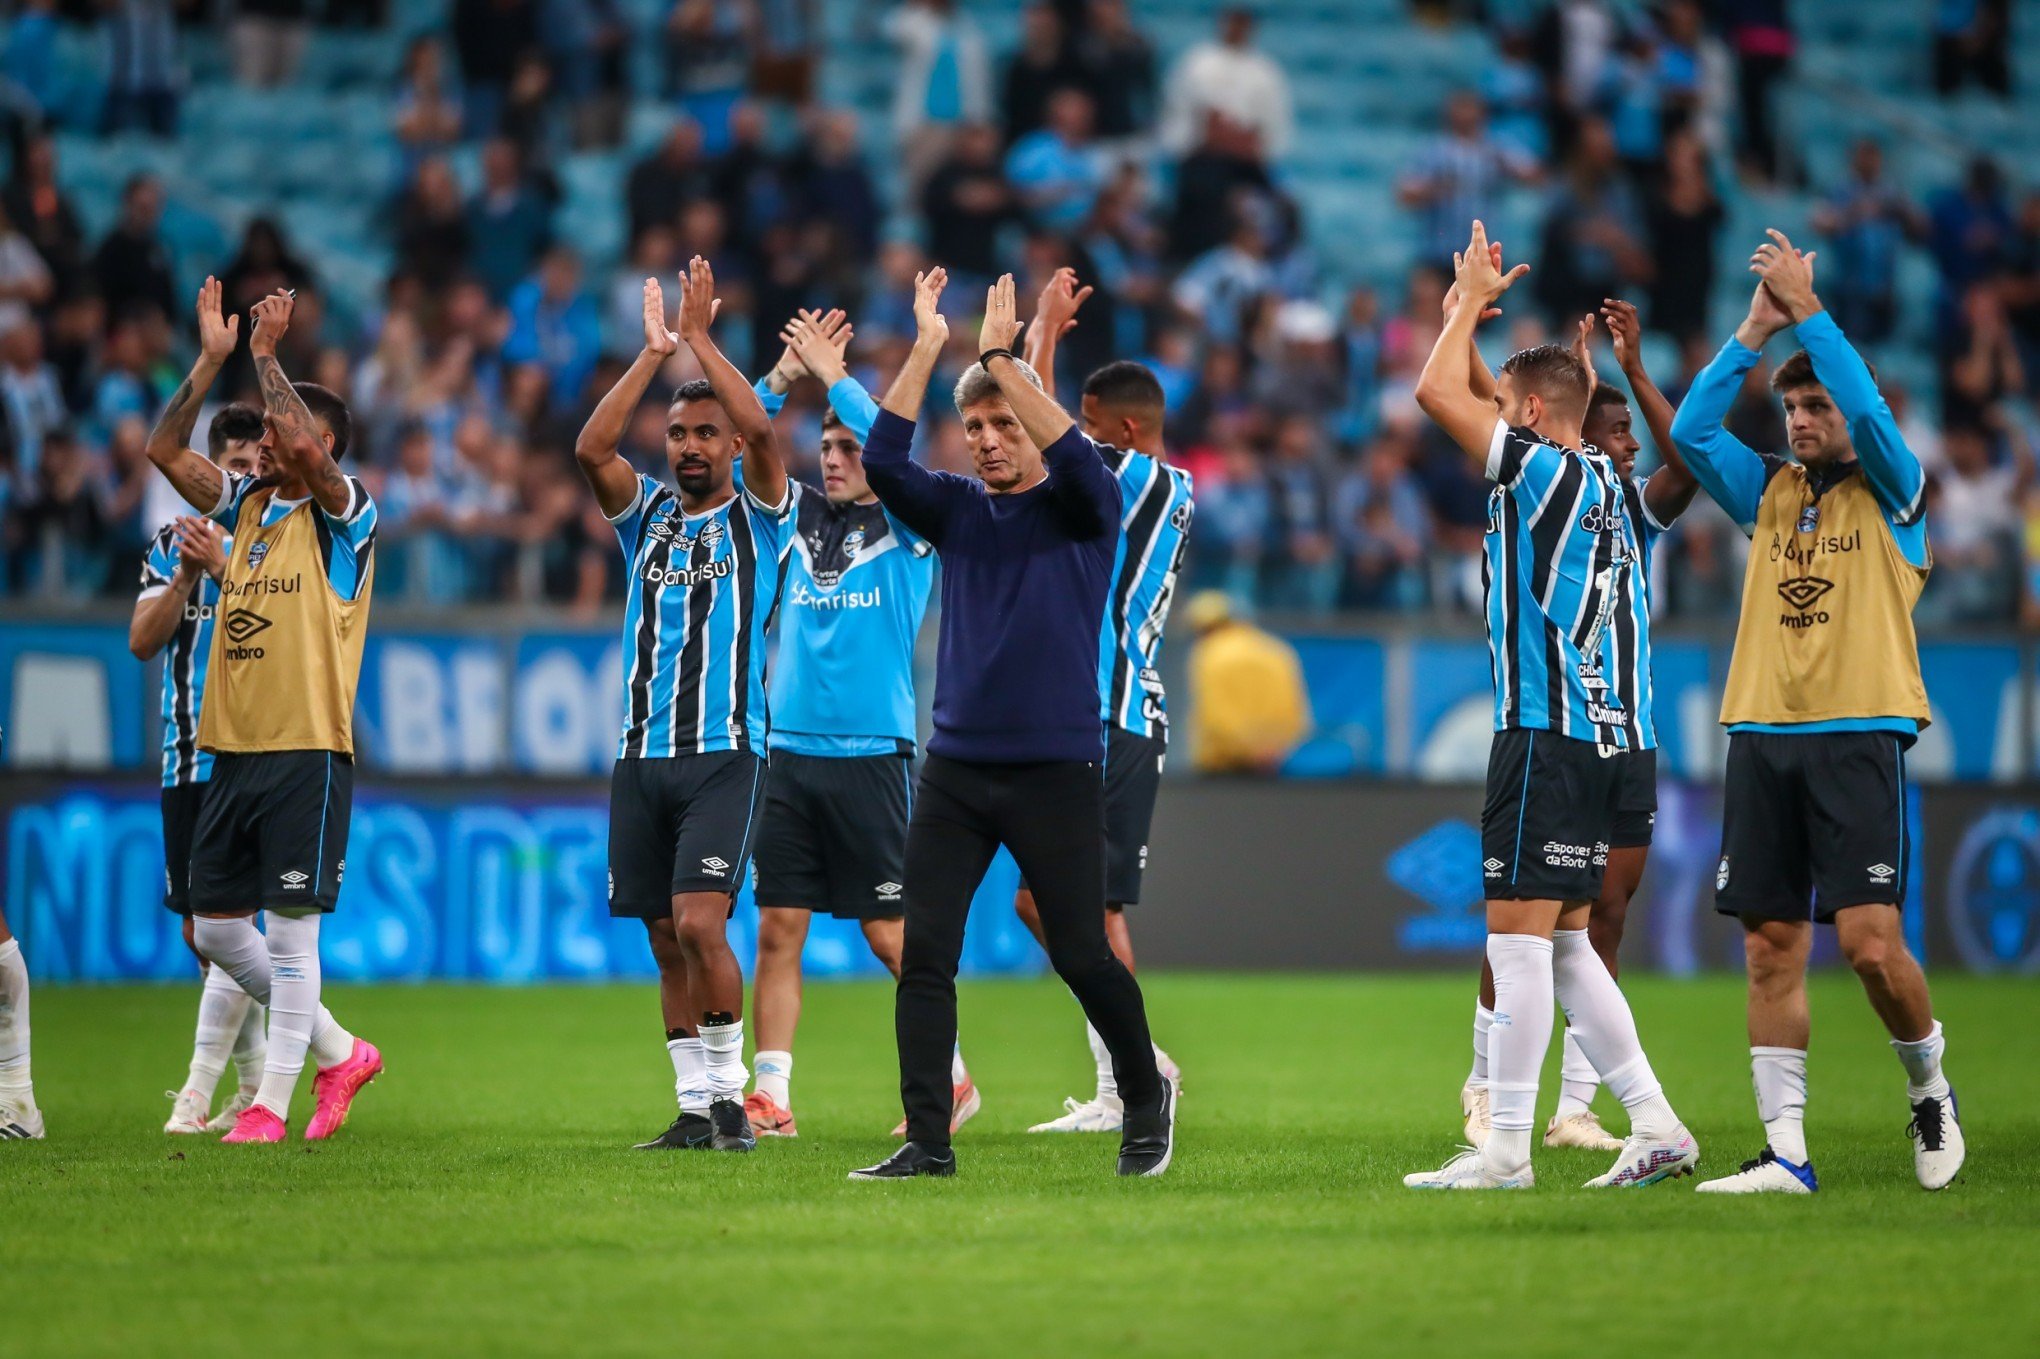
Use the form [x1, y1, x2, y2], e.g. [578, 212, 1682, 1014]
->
[1612, 479, 1649, 746]
[1108, 460, 1170, 727]
[623, 489, 677, 756]
[1529, 461, 1581, 736]
[312, 510, 335, 580]
[665, 520, 718, 753]
[726, 504, 760, 751]
[171, 620, 199, 781]
[1490, 488, 1516, 725]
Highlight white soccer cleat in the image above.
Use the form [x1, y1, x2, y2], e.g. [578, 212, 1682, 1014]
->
[1404, 1146, 1532, 1190]
[1028, 1095, 1125, 1133]
[0, 1097, 44, 1140]
[205, 1088, 257, 1133]
[1695, 1147, 1817, 1194]
[1460, 1080, 1491, 1148]
[1908, 1091, 1965, 1191]
[164, 1088, 212, 1134]
[1545, 1109, 1624, 1152]
[1584, 1128, 1699, 1187]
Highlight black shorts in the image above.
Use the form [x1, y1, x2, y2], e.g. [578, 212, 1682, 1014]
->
[161, 781, 207, 914]
[1715, 730, 1911, 922]
[754, 750, 912, 919]
[608, 751, 768, 918]
[1103, 727, 1165, 906]
[1610, 747, 1658, 850]
[1480, 728, 1621, 903]
[188, 750, 352, 913]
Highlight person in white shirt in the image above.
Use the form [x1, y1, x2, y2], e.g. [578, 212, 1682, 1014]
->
[1159, 8, 1292, 160]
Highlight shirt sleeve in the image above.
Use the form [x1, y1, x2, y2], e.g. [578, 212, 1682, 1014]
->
[860, 408, 961, 545]
[138, 526, 176, 597]
[206, 471, 259, 527]
[318, 477, 378, 603]
[1794, 309, 1925, 525]
[826, 376, 881, 443]
[1040, 423, 1119, 540]
[1631, 475, 1672, 538]
[607, 472, 657, 543]
[1667, 337, 1774, 534]
[1485, 420, 1567, 505]
[753, 377, 787, 420]
[741, 469, 793, 521]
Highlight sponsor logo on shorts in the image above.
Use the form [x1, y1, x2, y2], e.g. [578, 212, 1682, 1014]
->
[335, 858, 345, 885]
[1483, 857, 1506, 876]
[1717, 855, 1731, 891]
[1541, 840, 1594, 870]
[1137, 844, 1149, 870]
[1868, 862, 1895, 885]
[280, 869, 309, 890]
[700, 856, 729, 878]
[876, 881, 902, 901]
[607, 870, 614, 901]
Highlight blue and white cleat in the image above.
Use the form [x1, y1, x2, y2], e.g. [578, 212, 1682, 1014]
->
[1908, 1090, 1964, 1191]
[1405, 1146, 1533, 1190]
[1695, 1147, 1817, 1194]
[1585, 1128, 1699, 1187]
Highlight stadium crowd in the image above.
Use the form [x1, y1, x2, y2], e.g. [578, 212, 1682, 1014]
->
[0, 0, 2032, 625]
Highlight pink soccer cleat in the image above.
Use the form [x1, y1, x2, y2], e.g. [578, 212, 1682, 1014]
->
[221, 1104, 288, 1144]
[304, 1038, 383, 1141]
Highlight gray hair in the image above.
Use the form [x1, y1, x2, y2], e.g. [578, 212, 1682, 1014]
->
[952, 357, 1044, 413]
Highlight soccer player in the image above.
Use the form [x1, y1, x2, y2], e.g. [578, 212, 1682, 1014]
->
[134, 402, 272, 1135]
[574, 259, 791, 1155]
[1462, 298, 1698, 1154]
[0, 903, 35, 1139]
[1407, 223, 1696, 1190]
[849, 270, 1175, 1181]
[1012, 269, 1191, 1134]
[145, 280, 383, 1144]
[740, 308, 979, 1139]
[1670, 233, 1964, 1194]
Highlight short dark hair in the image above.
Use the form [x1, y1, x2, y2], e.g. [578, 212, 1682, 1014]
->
[293, 382, 352, 462]
[1587, 384, 1630, 416]
[1770, 349, 1875, 393]
[208, 402, 265, 457]
[1499, 344, 1591, 415]
[820, 407, 853, 436]
[670, 379, 717, 405]
[1081, 360, 1166, 421]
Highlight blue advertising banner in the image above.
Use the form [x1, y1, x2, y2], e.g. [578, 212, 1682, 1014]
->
[1, 780, 1041, 984]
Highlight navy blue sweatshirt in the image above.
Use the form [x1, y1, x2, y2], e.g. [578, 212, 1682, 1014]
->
[861, 408, 1116, 762]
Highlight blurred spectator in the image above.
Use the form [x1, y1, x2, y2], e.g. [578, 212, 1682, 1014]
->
[1167, 112, 1283, 266]
[1941, 286, 2025, 436]
[626, 119, 714, 245]
[1534, 117, 1651, 325]
[1004, 89, 1105, 234]
[220, 217, 314, 318]
[1172, 216, 1276, 349]
[396, 157, 473, 283]
[0, 202, 53, 337]
[2, 1, 62, 125]
[1933, 0, 2010, 98]
[90, 175, 175, 325]
[1720, 0, 1794, 184]
[4, 136, 84, 303]
[1334, 433, 1431, 609]
[919, 122, 1016, 288]
[749, 0, 820, 110]
[1078, 0, 1156, 142]
[1184, 590, 1310, 775]
[1483, 28, 1550, 164]
[795, 109, 880, 272]
[500, 52, 565, 186]
[6, 426, 110, 595]
[90, 311, 162, 439]
[1261, 414, 1340, 612]
[1644, 130, 1724, 343]
[0, 319, 66, 479]
[1000, 3, 1087, 147]
[1655, 0, 1733, 157]
[1926, 424, 2028, 621]
[469, 140, 554, 300]
[453, 0, 538, 137]
[1927, 157, 2016, 328]
[1159, 7, 1292, 160]
[608, 225, 681, 357]
[394, 35, 465, 187]
[101, 0, 181, 138]
[1333, 287, 1385, 447]
[503, 246, 602, 409]
[1252, 300, 1343, 422]
[1601, 26, 1665, 178]
[1397, 92, 1538, 270]
[1811, 139, 1923, 345]
[232, 0, 312, 90]
[885, 0, 993, 192]
[2002, 192, 2040, 379]
[713, 103, 801, 254]
[665, 0, 753, 151]
[544, 0, 630, 147]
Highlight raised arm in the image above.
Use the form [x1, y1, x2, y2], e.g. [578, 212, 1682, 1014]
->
[861, 267, 958, 542]
[574, 277, 669, 520]
[1415, 221, 1529, 462]
[248, 291, 350, 518]
[1601, 297, 1698, 525]
[980, 273, 1115, 533]
[1021, 266, 1092, 403]
[1754, 229, 1924, 522]
[1667, 281, 1789, 533]
[676, 255, 786, 510]
[146, 277, 240, 513]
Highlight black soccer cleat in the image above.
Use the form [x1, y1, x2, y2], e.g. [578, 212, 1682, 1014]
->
[848, 1140, 956, 1180]
[708, 1098, 757, 1152]
[633, 1111, 713, 1150]
[1116, 1073, 1177, 1177]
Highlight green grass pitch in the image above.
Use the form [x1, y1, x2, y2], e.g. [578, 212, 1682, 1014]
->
[7, 972, 2037, 1357]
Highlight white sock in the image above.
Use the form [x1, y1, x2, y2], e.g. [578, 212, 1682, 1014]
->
[1554, 1027, 1600, 1122]
[232, 999, 267, 1092]
[699, 1018, 747, 1100]
[950, 1040, 968, 1087]
[1470, 1002, 1493, 1087]
[307, 1006, 357, 1071]
[0, 938, 32, 1105]
[192, 915, 272, 1003]
[1551, 929, 1678, 1139]
[1891, 1020, 1950, 1102]
[667, 1036, 709, 1115]
[253, 912, 324, 1120]
[186, 965, 254, 1101]
[1484, 934, 1554, 1172]
[1086, 1021, 1120, 1105]
[1751, 1045, 1809, 1165]
[754, 1049, 793, 1108]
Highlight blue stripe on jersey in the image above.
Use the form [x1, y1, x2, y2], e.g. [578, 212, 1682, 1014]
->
[769, 483, 934, 757]
[1481, 423, 1634, 746]
[1601, 474, 1666, 752]
[1097, 447, 1194, 740]
[142, 525, 220, 786]
[612, 473, 791, 757]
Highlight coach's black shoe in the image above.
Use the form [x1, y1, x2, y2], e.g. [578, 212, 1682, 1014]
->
[848, 1141, 956, 1180]
[1116, 1073, 1177, 1177]
[708, 1098, 757, 1152]
[633, 1111, 713, 1150]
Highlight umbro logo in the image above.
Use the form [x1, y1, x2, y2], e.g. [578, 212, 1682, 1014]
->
[1776, 576, 1834, 610]
[222, 609, 273, 643]
[701, 856, 729, 878]
[1868, 862, 1895, 884]
[1483, 857, 1505, 874]
[280, 869, 309, 889]
[877, 881, 902, 900]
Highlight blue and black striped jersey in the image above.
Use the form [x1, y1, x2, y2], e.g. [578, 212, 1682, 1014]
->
[139, 524, 221, 787]
[1098, 446, 1194, 741]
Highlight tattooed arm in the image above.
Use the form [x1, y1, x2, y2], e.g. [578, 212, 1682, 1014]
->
[147, 276, 240, 512]
[249, 290, 352, 517]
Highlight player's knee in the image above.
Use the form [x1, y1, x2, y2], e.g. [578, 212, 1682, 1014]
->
[643, 918, 685, 972]
[674, 907, 728, 956]
[1841, 930, 1895, 983]
[1743, 932, 1801, 992]
[756, 911, 804, 958]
